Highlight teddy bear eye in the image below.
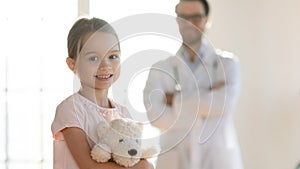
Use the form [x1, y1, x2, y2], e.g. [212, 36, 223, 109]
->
[119, 139, 124, 143]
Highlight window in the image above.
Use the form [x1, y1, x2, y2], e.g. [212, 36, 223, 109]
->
[0, 0, 77, 168]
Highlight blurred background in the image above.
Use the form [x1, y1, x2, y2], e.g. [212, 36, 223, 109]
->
[0, 0, 299, 169]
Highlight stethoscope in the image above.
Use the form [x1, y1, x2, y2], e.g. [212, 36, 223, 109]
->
[172, 58, 219, 93]
[173, 66, 182, 92]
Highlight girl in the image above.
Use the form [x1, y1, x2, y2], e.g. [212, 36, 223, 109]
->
[51, 17, 154, 169]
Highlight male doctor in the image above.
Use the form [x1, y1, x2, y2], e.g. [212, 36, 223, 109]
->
[143, 0, 244, 169]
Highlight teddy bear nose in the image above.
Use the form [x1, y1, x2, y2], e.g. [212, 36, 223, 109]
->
[128, 149, 137, 156]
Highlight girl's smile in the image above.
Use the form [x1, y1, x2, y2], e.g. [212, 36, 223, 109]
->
[94, 74, 113, 80]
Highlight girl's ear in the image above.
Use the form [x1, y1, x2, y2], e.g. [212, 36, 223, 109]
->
[66, 57, 76, 72]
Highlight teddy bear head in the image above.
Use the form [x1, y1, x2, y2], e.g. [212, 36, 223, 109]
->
[91, 118, 152, 167]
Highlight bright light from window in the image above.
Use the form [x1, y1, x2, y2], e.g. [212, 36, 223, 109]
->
[0, 1, 77, 168]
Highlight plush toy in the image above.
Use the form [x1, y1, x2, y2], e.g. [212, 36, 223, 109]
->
[91, 118, 159, 167]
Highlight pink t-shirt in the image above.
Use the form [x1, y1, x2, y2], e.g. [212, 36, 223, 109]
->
[51, 92, 130, 169]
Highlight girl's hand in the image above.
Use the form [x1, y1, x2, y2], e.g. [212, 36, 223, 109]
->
[129, 159, 154, 169]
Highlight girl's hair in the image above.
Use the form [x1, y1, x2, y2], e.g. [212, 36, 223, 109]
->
[67, 17, 119, 59]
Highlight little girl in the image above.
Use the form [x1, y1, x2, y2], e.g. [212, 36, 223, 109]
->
[51, 17, 154, 169]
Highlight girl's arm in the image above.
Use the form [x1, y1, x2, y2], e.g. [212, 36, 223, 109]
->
[62, 127, 117, 169]
[62, 127, 154, 169]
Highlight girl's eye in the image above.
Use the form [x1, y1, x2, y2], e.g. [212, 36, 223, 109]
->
[119, 139, 124, 143]
[109, 55, 119, 59]
[89, 56, 98, 61]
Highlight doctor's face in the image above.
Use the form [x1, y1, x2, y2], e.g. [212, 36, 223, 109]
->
[176, 1, 208, 46]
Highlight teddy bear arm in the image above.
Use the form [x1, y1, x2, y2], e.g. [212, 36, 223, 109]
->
[91, 144, 111, 163]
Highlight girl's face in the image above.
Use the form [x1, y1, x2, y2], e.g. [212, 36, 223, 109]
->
[74, 32, 120, 91]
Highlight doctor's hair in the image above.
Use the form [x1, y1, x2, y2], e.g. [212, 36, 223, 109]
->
[175, 0, 210, 17]
[67, 17, 120, 60]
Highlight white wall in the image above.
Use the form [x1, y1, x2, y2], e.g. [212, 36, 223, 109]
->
[207, 0, 300, 168]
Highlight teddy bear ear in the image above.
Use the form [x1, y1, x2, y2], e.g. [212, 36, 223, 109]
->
[123, 118, 144, 130]
[97, 121, 110, 137]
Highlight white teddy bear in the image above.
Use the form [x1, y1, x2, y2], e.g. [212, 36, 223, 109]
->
[91, 118, 159, 167]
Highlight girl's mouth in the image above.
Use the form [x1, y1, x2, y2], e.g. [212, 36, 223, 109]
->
[94, 74, 113, 79]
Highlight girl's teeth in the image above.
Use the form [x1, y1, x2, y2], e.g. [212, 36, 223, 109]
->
[96, 75, 111, 79]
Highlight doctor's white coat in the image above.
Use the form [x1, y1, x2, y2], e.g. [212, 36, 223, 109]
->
[143, 42, 244, 169]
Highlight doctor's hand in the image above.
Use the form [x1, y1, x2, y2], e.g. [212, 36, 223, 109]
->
[165, 92, 174, 106]
[210, 81, 225, 90]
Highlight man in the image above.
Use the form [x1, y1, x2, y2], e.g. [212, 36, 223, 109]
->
[143, 0, 244, 169]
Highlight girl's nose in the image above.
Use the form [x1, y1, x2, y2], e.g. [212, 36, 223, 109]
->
[99, 58, 111, 69]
